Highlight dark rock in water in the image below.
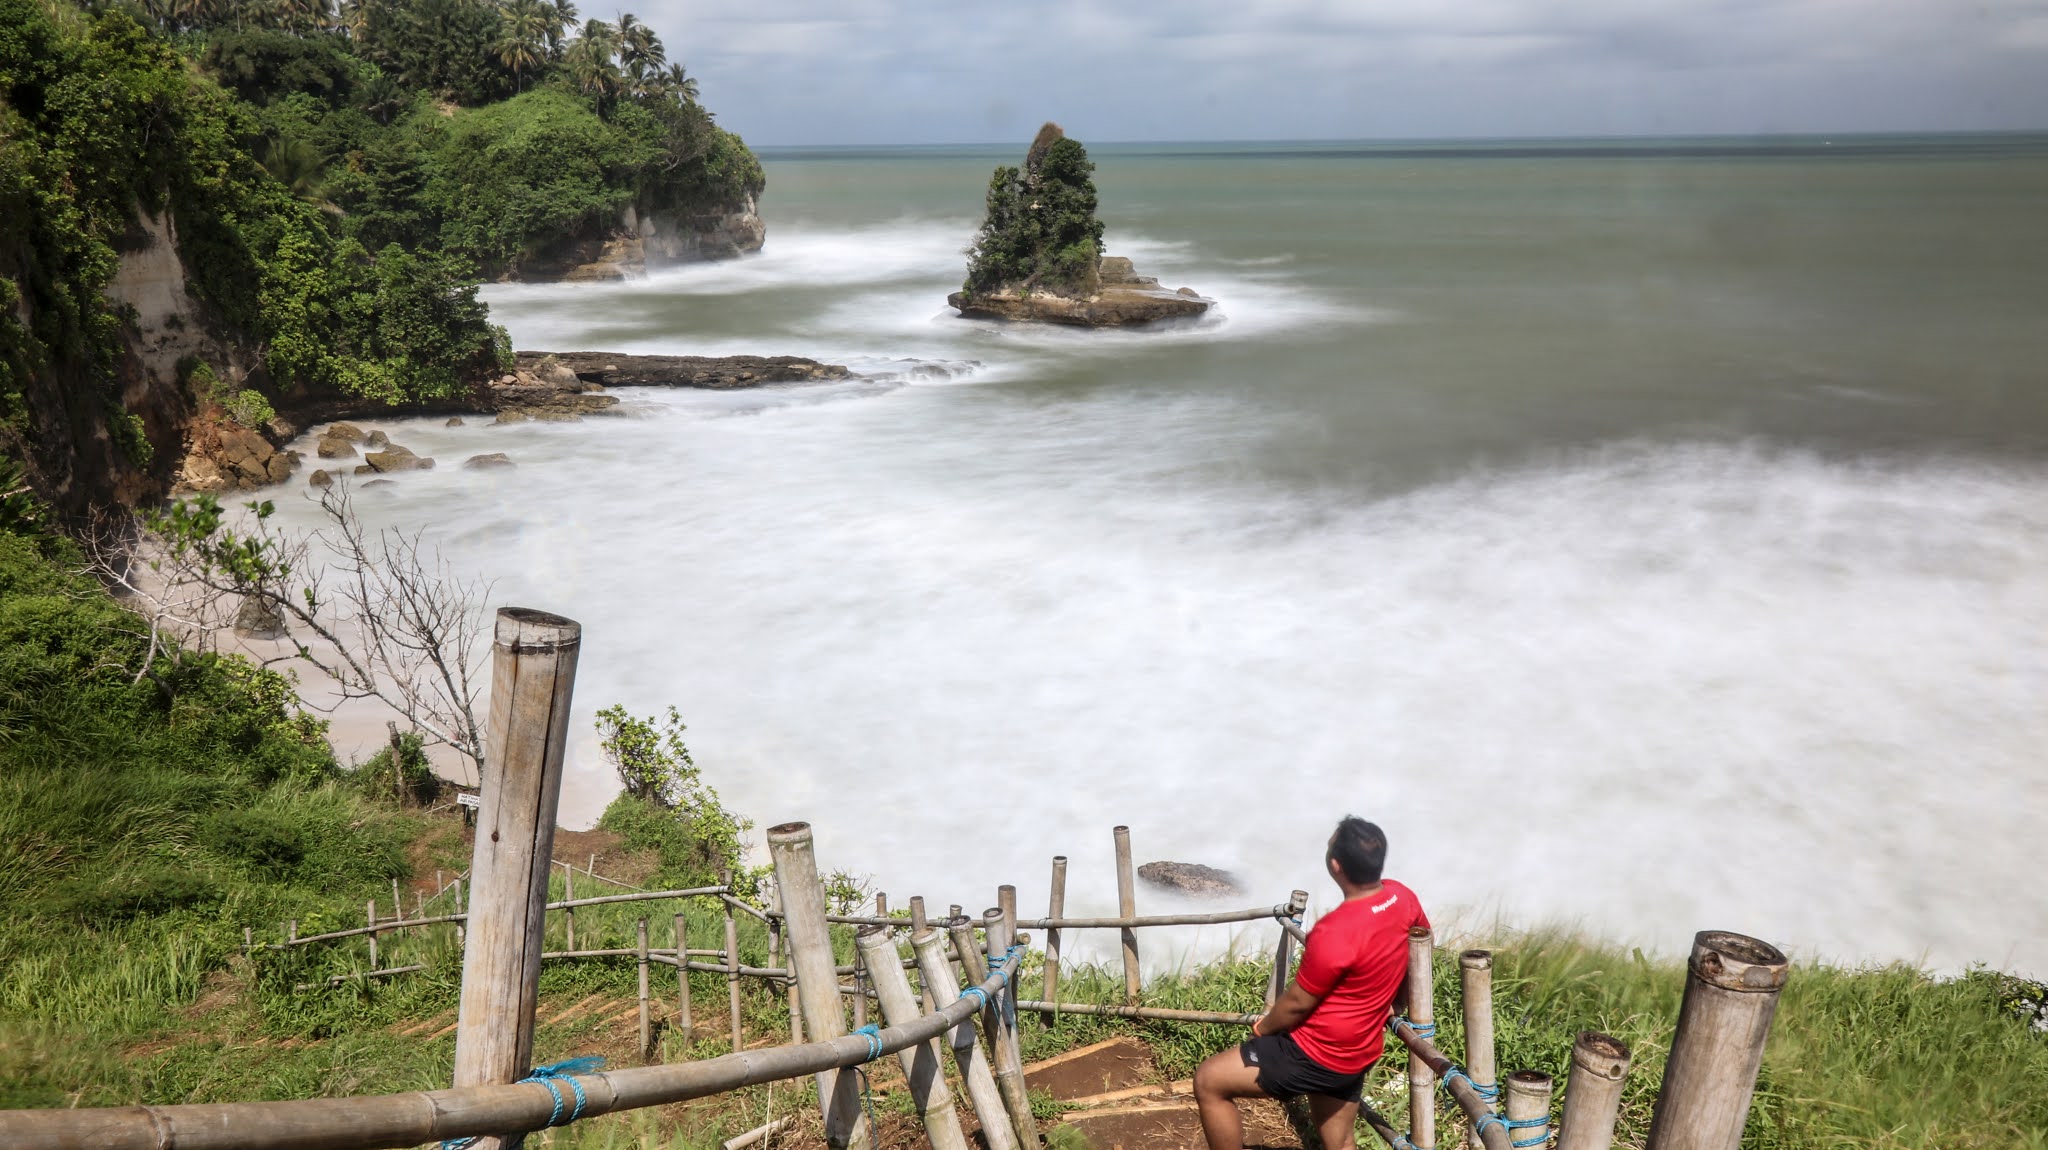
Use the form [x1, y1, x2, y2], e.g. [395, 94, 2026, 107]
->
[316, 437, 356, 459]
[233, 595, 285, 639]
[464, 452, 515, 469]
[308, 468, 332, 487]
[445, 416, 465, 427]
[1137, 861, 1244, 897]
[365, 429, 389, 448]
[362, 478, 395, 488]
[363, 445, 433, 472]
[323, 422, 365, 443]
[514, 351, 851, 390]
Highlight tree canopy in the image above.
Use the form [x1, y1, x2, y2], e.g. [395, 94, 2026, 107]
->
[964, 123, 1106, 298]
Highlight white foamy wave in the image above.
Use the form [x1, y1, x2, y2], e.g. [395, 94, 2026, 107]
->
[270, 388, 2048, 978]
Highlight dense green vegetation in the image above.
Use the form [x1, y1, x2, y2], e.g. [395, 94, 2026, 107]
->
[964, 123, 1106, 297]
[0, 0, 761, 501]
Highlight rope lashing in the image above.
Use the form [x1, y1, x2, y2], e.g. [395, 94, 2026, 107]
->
[438, 1055, 607, 1149]
[1438, 1065, 1500, 1103]
[1503, 1114, 1552, 1148]
[853, 1023, 885, 1062]
[1389, 1014, 1436, 1040]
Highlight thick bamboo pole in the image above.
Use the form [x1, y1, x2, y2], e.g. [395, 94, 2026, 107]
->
[912, 928, 1019, 1150]
[1112, 827, 1138, 1004]
[1041, 857, 1066, 1024]
[983, 905, 1041, 1150]
[674, 912, 694, 1045]
[0, 950, 1028, 1150]
[450, 607, 580, 1150]
[910, 898, 935, 1013]
[1556, 1033, 1631, 1150]
[855, 927, 970, 1150]
[1267, 890, 1307, 1008]
[1503, 1072, 1552, 1150]
[637, 919, 652, 1060]
[1406, 927, 1437, 1150]
[723, 868, 743, 1052]
[1461, 949, 1497, 1149]
[1645, 932, 1788, 1150]
[1390, 1021, 1513, 1150]
[766, 822, 868, 1150]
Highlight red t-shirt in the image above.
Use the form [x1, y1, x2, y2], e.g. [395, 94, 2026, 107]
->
[1288, 879, 1429, 1074]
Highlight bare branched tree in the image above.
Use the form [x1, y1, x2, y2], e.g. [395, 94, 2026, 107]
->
[85, 484, 494, 781]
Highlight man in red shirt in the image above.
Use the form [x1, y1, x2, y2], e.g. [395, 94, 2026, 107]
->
[1194, 817, 1429, 1150]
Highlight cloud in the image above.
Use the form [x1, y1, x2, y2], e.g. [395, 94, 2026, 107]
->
[630, 0, 2048, 143]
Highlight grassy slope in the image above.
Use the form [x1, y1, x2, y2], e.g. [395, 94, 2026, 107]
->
[1, 524, 2044, 1145]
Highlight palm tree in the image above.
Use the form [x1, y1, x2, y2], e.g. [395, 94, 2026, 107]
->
[495, 0, 550, 90]
[578, 16, 618, 58]
[544, 0, 578, 57]
[617, 12, 663, 71]
[660, 62, 697, 104]
[563, 31, 618, 99]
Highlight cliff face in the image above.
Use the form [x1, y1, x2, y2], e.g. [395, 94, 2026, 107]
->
[514, 196, 767, 283]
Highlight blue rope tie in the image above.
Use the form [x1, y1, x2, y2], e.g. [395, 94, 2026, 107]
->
[439, 1056, 607, 1148]
[1474, 1114, 1506, 1139]
[853, 1022, 885, 1062]
[1389, 1014, 1435, 1040]
[1503, 1114, 1550, 1148]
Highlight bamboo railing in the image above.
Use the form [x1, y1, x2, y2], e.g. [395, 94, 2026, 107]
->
[0, 605, 1791, 1150]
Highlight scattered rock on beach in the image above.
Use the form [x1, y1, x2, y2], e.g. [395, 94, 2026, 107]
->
[445, 416, 465, 427]
[324, 422, 365, 443]
[1136, 861, 1244, 898]
[463, 453, 515, 469]
[233, 595, 286, 639]
[365, 430, 389, 448]
[494, 410, 530, 424]
[308, 469, 332, 487]
[316, 437, 356, 459]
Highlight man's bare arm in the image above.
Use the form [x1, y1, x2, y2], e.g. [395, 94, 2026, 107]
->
[1251, 982, 1323, 1037]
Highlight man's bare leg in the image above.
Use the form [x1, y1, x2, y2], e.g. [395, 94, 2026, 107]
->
[1194, 1047, 1270, 1150]
[1306, 1092, 1361, 1150]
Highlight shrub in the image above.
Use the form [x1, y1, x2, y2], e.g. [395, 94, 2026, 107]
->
[964, 124, 1106, 297]
[595, 704, 753, 891]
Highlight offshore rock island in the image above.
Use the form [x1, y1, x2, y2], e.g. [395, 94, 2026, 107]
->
[948, 124, 1212, 327]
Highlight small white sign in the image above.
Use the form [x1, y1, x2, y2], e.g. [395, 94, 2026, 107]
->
[456, 792, 481, 810]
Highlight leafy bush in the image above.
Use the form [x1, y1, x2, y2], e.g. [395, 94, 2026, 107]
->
[595, 704, 754, 892]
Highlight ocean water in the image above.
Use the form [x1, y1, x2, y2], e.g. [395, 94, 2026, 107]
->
[278, 137, 2048, 975]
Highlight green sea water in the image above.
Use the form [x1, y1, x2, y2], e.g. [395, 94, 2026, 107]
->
[301, 136, 2048, 972]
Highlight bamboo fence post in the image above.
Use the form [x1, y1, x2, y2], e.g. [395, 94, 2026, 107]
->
[910, 898, 935, 1013]
[1556, 1033, 1632, 1150]
[723, 868, 743, 1052]
[913, 928, 1020, 1150]
[856, 927, 971, 1150]
[674, 911, 694, 1045]
[1267, 889, 1307, 1008]
[450, 607, 581, 1150]
[1504, 1071, 1552, 1150]
[1112, 826, 1139, 1004]
[1042, 857, 1066, 1024]
[1645, 932, 1789, 1150]
[766, 822, 869, 1150]
[948, 904, 963, 925]
[637, 918, 653, 1061]
[367, 901, 379, 970]
[288, 918, 297, 943]
[875, 893, 888, 917]
[983, 905, 1041, 1150]
[453, 879, 464, 946]
[769, 881, 800, 1043]
[564, 861, 576, 952]
[392, 878, 403, 925]
[1461, 949, 1498, 1148]
[950, 921, 990, 984]
[1407, 927, 1437, 1149]
[850, 950, 869, 1030]
[243, 926, 252, 953]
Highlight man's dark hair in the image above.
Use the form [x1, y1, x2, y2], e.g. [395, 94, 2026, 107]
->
[1328, 817, 1387, 885]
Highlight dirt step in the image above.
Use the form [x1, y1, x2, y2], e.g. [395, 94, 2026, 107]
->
[1023, 1037, 1159, 1101]
[1057, 1097, 1300, 1150]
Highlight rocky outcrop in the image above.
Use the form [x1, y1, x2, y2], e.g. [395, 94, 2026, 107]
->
[1136, 861, 1245, 898]
[178, 418, 299, 492]
[517, 198, 767, 282]
[514, 351, 850, 389]
[463, 453, 515, 469]
[950, 255, 1212, 327]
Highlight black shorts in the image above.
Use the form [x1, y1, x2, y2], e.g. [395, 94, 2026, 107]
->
[1240, 1033, 1366, 1104]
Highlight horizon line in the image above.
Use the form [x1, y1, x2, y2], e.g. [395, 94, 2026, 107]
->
[752, 127, 2048, 151]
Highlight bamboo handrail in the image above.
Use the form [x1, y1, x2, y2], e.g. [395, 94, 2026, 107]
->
[0, 950, 1028, 1150]
[765, 902, 1296, 931]
[1013, 1000, 1259, 1025]
[265, 886, 732, 949]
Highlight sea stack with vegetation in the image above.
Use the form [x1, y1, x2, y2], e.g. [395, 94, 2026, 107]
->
[949, 123, 1211, 326]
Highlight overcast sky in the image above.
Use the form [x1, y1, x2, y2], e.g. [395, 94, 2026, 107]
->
[624, 0, 2048, 145]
